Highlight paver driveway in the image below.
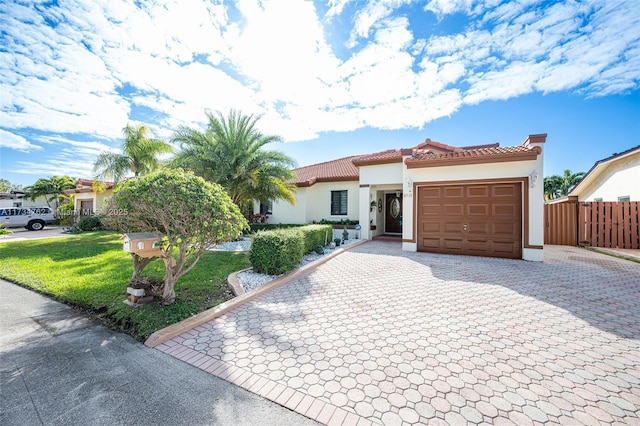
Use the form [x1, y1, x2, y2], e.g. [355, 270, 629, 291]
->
[156, 243, 640, 425]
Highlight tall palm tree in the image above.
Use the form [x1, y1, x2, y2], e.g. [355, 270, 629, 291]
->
[544, 170, 585, 200]
[171, 110, 297, 209]
[93, 123, 173, 184]
[24, 175, 76, 209]
[558, 169, 586, 196]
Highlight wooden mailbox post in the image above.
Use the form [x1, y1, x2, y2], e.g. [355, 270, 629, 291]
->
[123, 232, 162, 306]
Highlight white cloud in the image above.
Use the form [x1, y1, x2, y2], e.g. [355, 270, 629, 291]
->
[0, 129, 43, 152]
[0, 0, 638, 159]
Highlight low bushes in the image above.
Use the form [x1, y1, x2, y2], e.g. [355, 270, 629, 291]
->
[67, 215, 105, 233]
[249, 229, 305, 274]
[248, 223, 304, 233]
[249, 224, 333, 275]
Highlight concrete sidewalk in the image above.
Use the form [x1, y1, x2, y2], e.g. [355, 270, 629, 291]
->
[0, 280, 317, 426]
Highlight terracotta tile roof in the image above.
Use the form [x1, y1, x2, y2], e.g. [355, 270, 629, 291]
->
[294, 156, 360, 187]
[295, 136, 543, 184]
[460, 143, 500, 150]
[351, 149, 405, 166]
[406, 145, 541, 168]
[64, 179, 114, 194]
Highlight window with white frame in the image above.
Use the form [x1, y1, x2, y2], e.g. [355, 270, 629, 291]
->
[331, 190, 348, 215]
[618, 196, 630, 202]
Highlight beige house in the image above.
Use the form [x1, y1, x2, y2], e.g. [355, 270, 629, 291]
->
[64, 179, 114, 214]
[261, 134, 546, 261]
[568, 145, 640, 202]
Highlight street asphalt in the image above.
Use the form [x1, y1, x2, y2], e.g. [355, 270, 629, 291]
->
[0, 279, 317, 426]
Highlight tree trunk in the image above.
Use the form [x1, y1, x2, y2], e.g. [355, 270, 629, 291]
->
[161, 256, 177, 305]
[131, 254, 155, 279]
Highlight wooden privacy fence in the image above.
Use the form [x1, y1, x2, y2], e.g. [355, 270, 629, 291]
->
[545, 201, 640, 249]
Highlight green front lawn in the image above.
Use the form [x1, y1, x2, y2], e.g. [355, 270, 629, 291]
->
[0, 231, 250, 341]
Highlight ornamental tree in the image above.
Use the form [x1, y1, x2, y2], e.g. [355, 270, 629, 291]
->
[105, 169, 248, 305]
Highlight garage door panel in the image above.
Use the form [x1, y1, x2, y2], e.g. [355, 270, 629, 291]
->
[421, 238, 441, 249]
[467, 186, 489, 197]
[493, 204, 517, 216]
[421, 205, 441, 216]
[421, 221, 441, 232]
[468, 204, 489, 215]
[443, 238, 463, 250]
[493, 241, 519, 255]
[443, 187, 464, 198]
[417, 182, 522, 259]
[493, 222, 519, 236]
[493, 185, 517, 197]
[444, 204, 464, 215]
[467, 222, 489, 234]
[420, 187, 442, 199]
[444, 221, 464, 233]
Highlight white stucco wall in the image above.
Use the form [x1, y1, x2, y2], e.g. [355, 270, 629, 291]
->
[267, 181, 360, 224]
[359, 163, 403, 185]
[574, 154, 640, 201]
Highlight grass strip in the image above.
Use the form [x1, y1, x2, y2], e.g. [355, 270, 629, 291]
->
[0, 231, 250, 340]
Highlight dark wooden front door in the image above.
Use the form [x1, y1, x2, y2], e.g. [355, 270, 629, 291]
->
[385, 193, 402, 234]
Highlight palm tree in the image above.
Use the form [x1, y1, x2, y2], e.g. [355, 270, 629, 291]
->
[544, 170, 585, 200]
[24, 175, 76, 209]
[93, 123, 173, 184]
[171, 110, 297, 210]
[558, 169, 585, 195]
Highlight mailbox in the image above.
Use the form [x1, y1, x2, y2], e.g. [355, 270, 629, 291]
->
[123, 232, 162, 258]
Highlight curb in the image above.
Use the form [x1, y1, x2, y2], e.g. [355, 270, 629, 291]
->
[145, 239, 369, 348]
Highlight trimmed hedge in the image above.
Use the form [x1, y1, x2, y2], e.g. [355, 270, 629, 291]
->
[300, 224, 333, 253]
[249, 224, 333, 275]
[249, 229, 305, 274]
[248, 223, 304, 234]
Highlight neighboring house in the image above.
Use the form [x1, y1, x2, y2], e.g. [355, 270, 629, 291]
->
[568, 145, 640, 202]
[64, 179, 114, 214]
[260, 134, 546, 261]
[0, 191, 49, 208]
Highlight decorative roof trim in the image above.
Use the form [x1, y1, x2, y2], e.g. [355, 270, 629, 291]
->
[351, 156, 403, 167]
[295, 176, 359, 187]
[405, 147, 541, 169]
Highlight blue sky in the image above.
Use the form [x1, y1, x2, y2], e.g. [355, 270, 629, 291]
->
[1, 0, 639, 188]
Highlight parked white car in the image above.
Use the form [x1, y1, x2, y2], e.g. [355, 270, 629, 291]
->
[0, 207, 57, 230]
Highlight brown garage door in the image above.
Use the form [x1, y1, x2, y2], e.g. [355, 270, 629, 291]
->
[417, 182, 522, 259]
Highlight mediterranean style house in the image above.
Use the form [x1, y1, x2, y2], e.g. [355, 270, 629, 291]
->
[568, 145, 640, 202]
[64, 179, 114, 214]
[259, 134, 546, 261]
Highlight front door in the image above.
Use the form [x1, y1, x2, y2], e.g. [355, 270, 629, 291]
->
[385, 193, 402, 234]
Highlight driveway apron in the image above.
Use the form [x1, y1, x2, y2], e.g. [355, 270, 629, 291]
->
[155, 242, 640, 425]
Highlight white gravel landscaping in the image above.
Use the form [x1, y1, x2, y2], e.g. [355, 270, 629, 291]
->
[214, 237, 360, 292]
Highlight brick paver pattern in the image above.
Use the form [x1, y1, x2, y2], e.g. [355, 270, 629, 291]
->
[157, 243, 640, 425]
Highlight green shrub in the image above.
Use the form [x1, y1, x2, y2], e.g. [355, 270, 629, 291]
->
[71, 215, 104, 233]
[0, 224, 7, 235]
[248, 223, 304, 233]
[298, 224, 333, 253]
[249, 229, 305, 274]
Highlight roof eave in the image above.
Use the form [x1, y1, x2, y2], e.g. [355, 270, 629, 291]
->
[405, 148, 541, 169]
[352, 157, 403, 167]
[569, 146, 640, 196]
[295, 176, 359, 187]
